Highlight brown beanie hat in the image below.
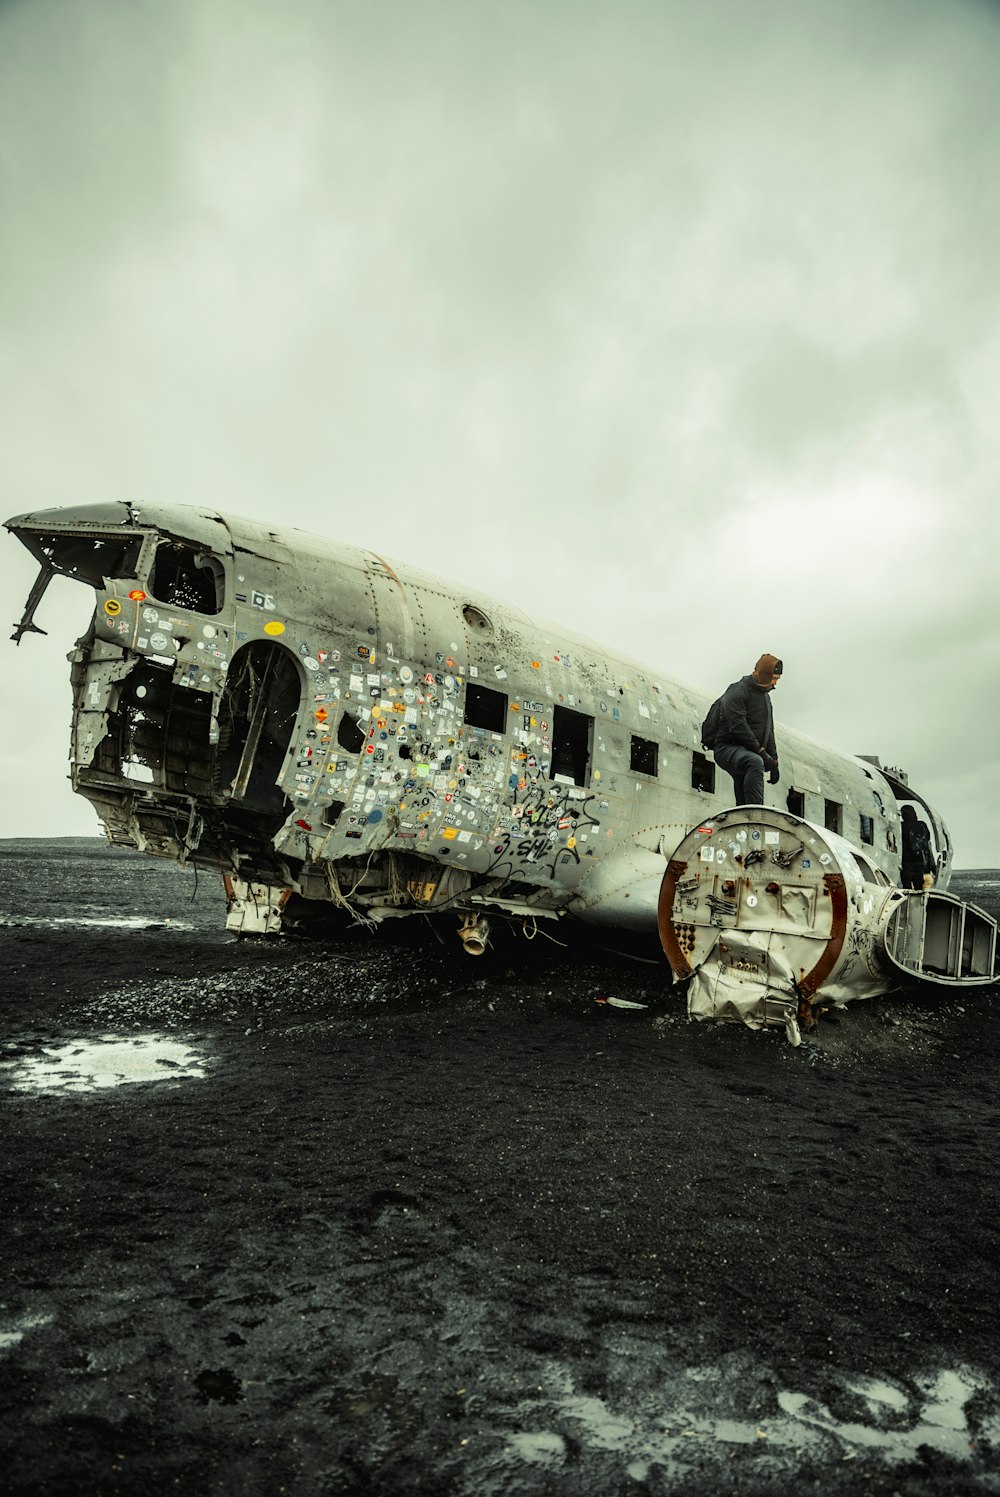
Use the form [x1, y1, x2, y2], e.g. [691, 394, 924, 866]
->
[752, 653, 783, 686]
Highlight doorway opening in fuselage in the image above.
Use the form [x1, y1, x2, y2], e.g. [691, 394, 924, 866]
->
[218, 642, 301, 812]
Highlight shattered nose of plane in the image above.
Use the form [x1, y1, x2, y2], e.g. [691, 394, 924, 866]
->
[5, 503, 145, 644]
[5, 501, 137, 543]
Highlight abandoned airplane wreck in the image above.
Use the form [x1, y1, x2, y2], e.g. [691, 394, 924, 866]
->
[7, 501, 998, 1037]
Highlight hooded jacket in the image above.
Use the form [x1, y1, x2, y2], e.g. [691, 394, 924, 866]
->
[716, 676, 777, 760]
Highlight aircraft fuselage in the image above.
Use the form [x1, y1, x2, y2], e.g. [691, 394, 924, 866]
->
[7, 502, 951, 941]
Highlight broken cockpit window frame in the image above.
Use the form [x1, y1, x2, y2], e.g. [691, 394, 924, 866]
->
[9, 529, 145, 643]
[23, 530, 144, 586]
[148, 540, 225, 615]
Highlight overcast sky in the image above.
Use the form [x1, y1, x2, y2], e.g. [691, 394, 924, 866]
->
[2, 0, 998, 865]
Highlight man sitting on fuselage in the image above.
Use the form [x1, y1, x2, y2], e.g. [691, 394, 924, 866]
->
[711, 654, 782, 806]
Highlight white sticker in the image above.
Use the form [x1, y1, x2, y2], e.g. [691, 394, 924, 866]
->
[765, 831, 780, 846]
[716, 849, 727, 863]
[399, 666, 413, 683]
[350, 675, 363, 691]
[746, 895, 758, 908]
[736, 830, 748, 842]
[820, 853, 832, 865]
[700, 846, 715, 863]
[304, 657, 319, 671]
[149, 632, 169, 652]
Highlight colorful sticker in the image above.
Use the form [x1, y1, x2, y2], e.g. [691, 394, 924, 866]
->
[264, 620, 285, 636]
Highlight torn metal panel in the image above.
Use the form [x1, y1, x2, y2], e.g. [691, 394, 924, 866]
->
[223, 876, 291, 936]
[884, 890, 998, 984]
[685, 928, 799, 1029]
[660, 809, 900, 1024]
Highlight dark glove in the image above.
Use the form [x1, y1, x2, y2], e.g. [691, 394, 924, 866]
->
[768, 765, 780, 785]
[762, 753, 779, 783]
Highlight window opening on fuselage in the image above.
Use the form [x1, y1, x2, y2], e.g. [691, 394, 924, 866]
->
[550, 704, 592, 787]
[859, 813, 874, 845]
[786, 789, 805, 817]
[691, 751, 715, 793]
[148, 541, 224, 614]
[824, 799, 842, 835]
[631, 735, 658, 777]
[464, 682, 507, 734]
[854, 853, 890, 885]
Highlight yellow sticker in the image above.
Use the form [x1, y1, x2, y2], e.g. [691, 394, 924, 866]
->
[263, 620, 285, 636]
[567, 836, 577, 849]
[103, 599, 122, 617]
[442, 827, 458, 840]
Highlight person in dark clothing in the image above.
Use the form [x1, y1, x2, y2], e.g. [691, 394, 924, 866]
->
[711, 654, 782, 806]
[900, 803, 935, 890]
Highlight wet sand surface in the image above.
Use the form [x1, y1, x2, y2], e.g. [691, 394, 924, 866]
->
[2, 840, 1000, 1496]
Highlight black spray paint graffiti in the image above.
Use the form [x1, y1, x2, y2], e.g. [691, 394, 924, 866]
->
[486, 782, 603, 884]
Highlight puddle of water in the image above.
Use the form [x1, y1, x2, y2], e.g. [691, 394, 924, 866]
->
[558, 1396, 634, 1451]
[1, 1035, 210, 1093]
[506, 1362, 997, 1482]
[845, 1375, 910, 1414]
[777, 1366, 986, 1460]
[506, 1432, 566, 1466]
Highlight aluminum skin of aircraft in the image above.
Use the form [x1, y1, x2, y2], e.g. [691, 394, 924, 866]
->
[7, 502, 995, 1037]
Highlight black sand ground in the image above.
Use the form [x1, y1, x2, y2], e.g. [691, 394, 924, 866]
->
[2, 840, 1000, 1496]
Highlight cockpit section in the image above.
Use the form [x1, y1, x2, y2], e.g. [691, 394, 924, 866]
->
[5, 503, 309, 884]
[16, 528, 144, 588]
[6, 503, 234, 641]
[8, 523, 144, 643]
